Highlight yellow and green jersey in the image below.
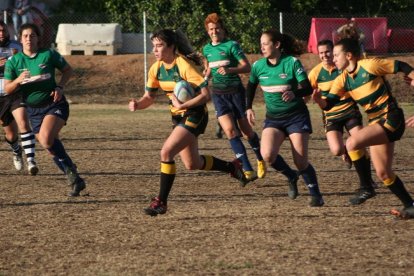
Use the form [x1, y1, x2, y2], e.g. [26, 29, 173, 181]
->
[308, 62, 360, 123]
[146, 54, 207, 116]
[4, 49, 67, 106]
[249, 54, 308, 119]
[202, 38, 246, 91]
[328, 58, 399, 125]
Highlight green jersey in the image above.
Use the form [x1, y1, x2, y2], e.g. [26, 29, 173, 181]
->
[203, 38, 246, 91]
[4, 49, 67, 106]
[249, 54, 308, 119]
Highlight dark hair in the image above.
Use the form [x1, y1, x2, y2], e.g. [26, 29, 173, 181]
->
[151, 28, 202, 66]
[262, 29, 305, 56]
[0, 20, 10, 46]
[335, 38, 360, 57]
[18, 23, 41, 39]
[317, 39, 333, 49]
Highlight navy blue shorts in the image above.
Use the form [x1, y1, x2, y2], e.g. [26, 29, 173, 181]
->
[212, 84, 246, 119]
[26, 98, 70, 134]
[263, 111, 313, 136]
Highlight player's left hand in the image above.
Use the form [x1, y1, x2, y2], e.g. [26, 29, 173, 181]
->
[217, 66, 229, 75]
[51, 87, 63, 102]
[282, 90, 295, 102]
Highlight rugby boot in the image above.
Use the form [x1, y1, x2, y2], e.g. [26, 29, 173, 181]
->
[287, 171, 299, 199]
[144, 197, 167, 216]
[230, 159, 249, 187]
[27, 160, 39, 176]
[257, 160, 267, 179]
[69, 176, 86, 197]
[349, 188, 376, 205]
[390, 205, 414, 220]
[310, 195, 325, 207]
[244, 170, 258, 182]
[13, 153, 23, 171]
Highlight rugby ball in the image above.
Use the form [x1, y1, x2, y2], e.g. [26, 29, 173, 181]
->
[173, 80, 195, 103]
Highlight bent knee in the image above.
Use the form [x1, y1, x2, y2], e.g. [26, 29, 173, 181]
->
[37, 135, 54, 148]
[261, 152, 276, 164]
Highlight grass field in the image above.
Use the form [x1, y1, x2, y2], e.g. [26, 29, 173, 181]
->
[1, 103, 414, 275]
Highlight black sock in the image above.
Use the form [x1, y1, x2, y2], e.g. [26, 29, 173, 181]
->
[159, 161, 176, 203]
[201, 155, 233, 173]
[300, 164, 322, 197]
[387, 176, 414, 208]
[353, 155, 373, 190]
[271, 154, 296, 180]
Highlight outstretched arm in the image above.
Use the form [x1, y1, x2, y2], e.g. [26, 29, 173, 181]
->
[129, 91, 156, 111]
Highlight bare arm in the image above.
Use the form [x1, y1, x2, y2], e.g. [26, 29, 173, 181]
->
[4, 70, 30, 94]
[129, 91, 156, 111]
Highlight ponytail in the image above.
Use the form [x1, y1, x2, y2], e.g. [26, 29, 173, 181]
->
[151, 28, 203, 66]
[174, 29, 203, 66]
[262, 29, 305, 56]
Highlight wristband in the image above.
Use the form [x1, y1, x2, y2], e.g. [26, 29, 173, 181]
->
[56, 85, 63, 89]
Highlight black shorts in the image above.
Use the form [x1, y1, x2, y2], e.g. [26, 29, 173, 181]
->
[172, 106, 208, 137]
[378, 107, 405, 142]
[0, 92, 25, 127]
[325, 113, 363, 133]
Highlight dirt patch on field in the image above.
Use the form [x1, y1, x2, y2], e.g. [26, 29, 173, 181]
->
[63, 53, 414, 104]
[0, 104, 414, 275]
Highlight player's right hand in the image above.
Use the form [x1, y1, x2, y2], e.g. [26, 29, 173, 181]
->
[128, 99, 138, 111]
[246, 109, 255, 127]
[311, 88, 322, 103]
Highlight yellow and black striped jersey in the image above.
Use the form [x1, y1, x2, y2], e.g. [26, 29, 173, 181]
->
[146, 54, 207, 116]
[309, 62, 359, 122]
[328, 58, 398, 125]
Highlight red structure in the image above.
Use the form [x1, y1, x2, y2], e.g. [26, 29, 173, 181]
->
[307, 17, 388, 54]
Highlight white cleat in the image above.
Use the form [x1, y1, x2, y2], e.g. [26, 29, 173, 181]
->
[28, 161, 39, 176]
[13, 154, 24, 171]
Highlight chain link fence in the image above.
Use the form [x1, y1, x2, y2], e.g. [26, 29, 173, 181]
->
[36, 11, 414, 55]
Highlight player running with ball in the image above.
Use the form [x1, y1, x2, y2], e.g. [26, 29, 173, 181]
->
[129, 29, 248, 216]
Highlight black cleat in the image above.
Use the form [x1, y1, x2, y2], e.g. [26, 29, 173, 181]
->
[310, 196, 325, 207]
[349, 188, 376, 205]
[144, 197, 167, 216]
[391, 206, 414, 220]
[68, 176, 86, 197]
[287, 171, 299, 199]
[230, 159, 249, 187]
